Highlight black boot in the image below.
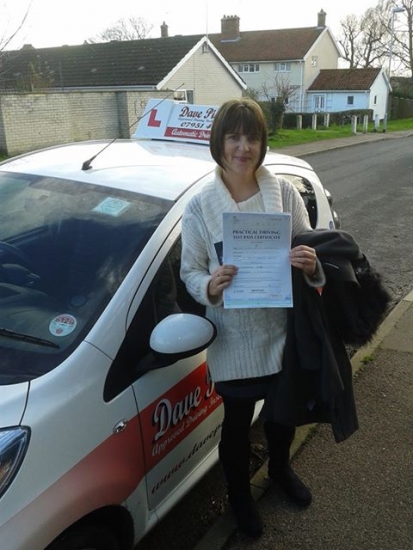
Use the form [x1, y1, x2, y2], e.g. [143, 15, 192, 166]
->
[219, 437, 263, 537]
[264, 421, 312, 507]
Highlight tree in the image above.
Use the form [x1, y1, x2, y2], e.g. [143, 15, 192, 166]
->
[89, 16, 153, 43]
[338, 5, 388, 68]
[338, 0, 413, 77]
[261, 74, 299, 133]
[0, 0, 32, 91]
[0, 0, 32, 51]
[386, 0, 413, 77]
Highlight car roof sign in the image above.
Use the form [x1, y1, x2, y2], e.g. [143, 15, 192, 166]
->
[134, 98, 218, 145]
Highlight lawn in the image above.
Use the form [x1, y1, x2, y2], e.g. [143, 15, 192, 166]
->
[268, 118, 413, 149]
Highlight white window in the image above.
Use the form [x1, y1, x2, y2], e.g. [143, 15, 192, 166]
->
[374, 95, 377, 105]
[347, 96, 354, 105]
[314, 95, 325, 111]
[311, 56, 318, 67]
[275, 62, 291, 72]
[237, 63, 260, 73]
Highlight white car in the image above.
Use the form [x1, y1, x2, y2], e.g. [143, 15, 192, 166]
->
[0, 104, 338, 550]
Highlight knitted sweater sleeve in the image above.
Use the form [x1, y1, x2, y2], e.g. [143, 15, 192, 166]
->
[180, 196, 220, 307]
[280, 178, 326, 288]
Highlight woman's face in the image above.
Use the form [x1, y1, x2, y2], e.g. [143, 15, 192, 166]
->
[222, 132, 261, 179]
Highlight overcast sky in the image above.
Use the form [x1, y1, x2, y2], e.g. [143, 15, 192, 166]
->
[4, 0, 381, 49]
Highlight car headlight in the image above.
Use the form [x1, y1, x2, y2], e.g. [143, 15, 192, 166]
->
[0, 427, 30, 498]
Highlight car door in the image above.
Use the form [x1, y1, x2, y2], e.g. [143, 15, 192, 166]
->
[105, 223, 224, 514]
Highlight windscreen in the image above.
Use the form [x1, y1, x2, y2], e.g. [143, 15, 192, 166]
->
[0, 171, 171, 384]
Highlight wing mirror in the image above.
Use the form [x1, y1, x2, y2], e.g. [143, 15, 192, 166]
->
[136, 314, 216, 376]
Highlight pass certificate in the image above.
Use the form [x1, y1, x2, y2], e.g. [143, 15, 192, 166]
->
[222, 212, 292, 308]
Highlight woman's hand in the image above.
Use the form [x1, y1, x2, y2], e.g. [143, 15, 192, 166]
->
[208, 265, 238, 299]
[289, 245, 317, 276]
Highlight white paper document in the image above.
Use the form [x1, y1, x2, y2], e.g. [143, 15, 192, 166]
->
[222, 212, 293, 309]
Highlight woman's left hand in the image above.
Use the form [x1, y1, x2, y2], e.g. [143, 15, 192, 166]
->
[289, 245, 317, 276]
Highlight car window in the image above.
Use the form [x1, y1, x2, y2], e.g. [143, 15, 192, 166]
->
[104, 237, 204, 401]
[274, 173, 317, 229]
[0, 171, 171, 384]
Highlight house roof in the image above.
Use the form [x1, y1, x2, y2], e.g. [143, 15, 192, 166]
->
[308, 68, 382, 91]
[1, 19, 338, 91]
[1, 35, 211, 90]
[209, 27, 328, 62]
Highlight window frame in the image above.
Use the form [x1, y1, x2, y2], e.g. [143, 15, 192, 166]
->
[274, 62, 291, 72]
[313, 94, 326, 111]
[237, 63, 260, 73]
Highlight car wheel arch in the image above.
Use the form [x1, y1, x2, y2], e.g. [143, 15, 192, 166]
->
[45, 505, 134, 550]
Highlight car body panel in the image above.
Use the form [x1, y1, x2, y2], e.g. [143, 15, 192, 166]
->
[0, 385, 28, 426]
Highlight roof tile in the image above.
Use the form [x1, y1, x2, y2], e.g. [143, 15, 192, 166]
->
[308, 68, 382, 91]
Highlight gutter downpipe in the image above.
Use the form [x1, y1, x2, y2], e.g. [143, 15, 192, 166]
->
[300, 60, 304, 112]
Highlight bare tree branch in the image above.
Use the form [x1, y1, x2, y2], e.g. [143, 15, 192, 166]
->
[338, 0, 413, 77]
[88, 17, 154, 43]
[0, 0, 32, 52]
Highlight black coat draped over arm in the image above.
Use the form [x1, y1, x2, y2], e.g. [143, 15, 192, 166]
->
[261, 230, 391, 443]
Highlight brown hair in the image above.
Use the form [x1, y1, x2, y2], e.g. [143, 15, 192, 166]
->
[209, 98, 268, 169]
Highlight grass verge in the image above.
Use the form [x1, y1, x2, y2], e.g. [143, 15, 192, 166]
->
[268, 118, 413, 149]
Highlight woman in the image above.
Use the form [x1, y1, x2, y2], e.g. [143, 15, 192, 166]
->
[180, 98, 324, 537]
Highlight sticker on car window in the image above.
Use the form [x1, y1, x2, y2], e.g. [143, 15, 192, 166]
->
[92, 197, 131, 217]
[49, 314, 77, 337]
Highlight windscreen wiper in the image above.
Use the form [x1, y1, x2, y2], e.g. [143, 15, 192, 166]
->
[0, 327, 60, 349]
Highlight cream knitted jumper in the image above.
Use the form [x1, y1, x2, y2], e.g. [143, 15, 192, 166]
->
[180, 165, 325, 382]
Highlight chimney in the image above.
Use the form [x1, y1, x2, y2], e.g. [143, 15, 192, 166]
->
[317, 9, 326, 28]
[221, 15, 240, 41]
[161, 21, 168, 38]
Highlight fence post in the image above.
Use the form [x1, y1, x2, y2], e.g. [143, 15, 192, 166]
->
[383, 113, 388, 133]
[323, 113, 330, 127]
[312, 113, 317, 130]
[351, 115, 358, 134]
[296, 114, 302, 130]
[374, 114, 380, 132]
[363, 115, 369, 134]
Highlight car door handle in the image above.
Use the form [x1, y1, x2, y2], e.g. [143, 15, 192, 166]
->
[113, 419, 128, 434]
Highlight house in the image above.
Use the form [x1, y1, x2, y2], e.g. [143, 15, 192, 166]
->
[0, 34, 246, 104]
[307, 68, 391, 120]
[205, 10, 342, 112]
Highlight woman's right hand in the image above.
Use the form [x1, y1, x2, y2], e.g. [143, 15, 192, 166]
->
[208, 265, 238, 299]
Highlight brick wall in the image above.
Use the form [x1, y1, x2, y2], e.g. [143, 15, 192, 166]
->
[0, 90, 169, 157]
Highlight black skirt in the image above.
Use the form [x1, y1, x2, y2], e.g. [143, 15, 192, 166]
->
[215, 373, 279, 400]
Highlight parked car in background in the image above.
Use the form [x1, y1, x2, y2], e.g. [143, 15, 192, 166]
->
[0, 100, 339, 550]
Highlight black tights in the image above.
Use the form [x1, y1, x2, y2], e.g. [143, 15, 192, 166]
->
[218, 393, 295, 493]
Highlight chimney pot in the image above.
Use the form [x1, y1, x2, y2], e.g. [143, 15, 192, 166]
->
[161, 21, 168, 38]
[317, 9, 326, 28]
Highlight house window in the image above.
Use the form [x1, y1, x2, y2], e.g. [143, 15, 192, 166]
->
[314, 95, 325, 111]
[275, 62, 291, 72]
[311, 56, 318, 67]
[347, 95, 354, 105]
[237, 63, 260, 73]
[374, 95, 377, 105]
